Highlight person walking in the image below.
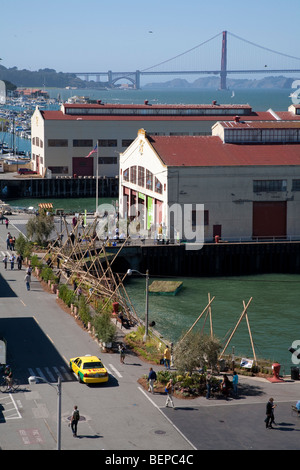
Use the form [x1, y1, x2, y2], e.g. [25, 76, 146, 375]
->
[165, 379, 175, 408]
[206, 372, 212, 399]
[6, 233, 11, 250]
[24, 272, 31, 291]
[26, 265, 32, 279]
[9, 254, 15, 270]
[5, 218, 8, 229]
[147, 367, 157, 394]
[17, 254, 23, 270]
[265, 397, 276, 429]
[3, 255, 8, 270]
[70, 405, 80, 437]
[164, 345, 171, 369]
[232, 371, 239, 398]
[118, 343, 126, 364]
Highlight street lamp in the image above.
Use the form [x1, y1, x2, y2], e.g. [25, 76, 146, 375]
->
[127, 268, 149, 342]
[28, 375, 62, 450]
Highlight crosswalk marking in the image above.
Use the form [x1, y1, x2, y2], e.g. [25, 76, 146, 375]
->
[108, 363, 123, 378]
[26, 364, 123, 383]
[27, 366, 74, 383]
[45, 367, 56, 382]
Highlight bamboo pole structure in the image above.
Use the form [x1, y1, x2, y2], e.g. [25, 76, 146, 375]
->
[41, 213, 140, 325]
[179, 296, 215, 344]
[243, 300, 257, 365]
[219, 297, 253, 359]
[208, 292, 213, 338]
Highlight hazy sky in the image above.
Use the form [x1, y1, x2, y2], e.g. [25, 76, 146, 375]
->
[1, 0, 300, 73]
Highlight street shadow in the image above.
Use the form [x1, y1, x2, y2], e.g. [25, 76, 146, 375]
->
[0, 317, 77, 385]
[89, 374, 119, 388]
[236, 382, 265, 397]
[0, 273, 18, 298]
[0, 404, 5, 423]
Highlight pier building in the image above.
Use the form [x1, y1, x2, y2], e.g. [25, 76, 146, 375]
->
[31, 101, 294, 179]
[119, 122, 300, 242]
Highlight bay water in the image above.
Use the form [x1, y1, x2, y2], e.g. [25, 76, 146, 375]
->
[6, 87, 300, 373]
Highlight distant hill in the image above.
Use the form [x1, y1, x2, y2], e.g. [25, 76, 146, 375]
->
[0, 65, 297, 90]
[144, 75, 297, 89]
[0, 65, 109, 89]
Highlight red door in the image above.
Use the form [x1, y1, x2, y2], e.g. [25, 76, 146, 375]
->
[72, 157, 93, 176]
[253, 202, 286, 238]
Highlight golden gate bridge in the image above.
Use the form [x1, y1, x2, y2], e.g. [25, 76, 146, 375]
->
[72, 31, 300, 90]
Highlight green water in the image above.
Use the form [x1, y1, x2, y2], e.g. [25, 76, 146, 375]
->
[9, 197, 116, 213]
[125, 273, 300, 373]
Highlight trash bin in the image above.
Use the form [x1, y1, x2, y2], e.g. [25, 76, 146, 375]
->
[291, 367, 299, 380]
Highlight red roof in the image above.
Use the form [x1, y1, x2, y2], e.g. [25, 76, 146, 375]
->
[40, 109, 275, 122]
[149, 135, 300, 167]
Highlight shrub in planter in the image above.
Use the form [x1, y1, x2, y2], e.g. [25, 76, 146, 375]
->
[78, 295, 92, 326]
[93, 312, 117, 344]
[41, 266, 55, 283]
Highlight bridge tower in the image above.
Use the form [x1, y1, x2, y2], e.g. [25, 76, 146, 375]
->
[220, 30, 227, 90]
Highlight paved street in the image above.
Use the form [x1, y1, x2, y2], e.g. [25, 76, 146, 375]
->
[0, 212, 300, 453]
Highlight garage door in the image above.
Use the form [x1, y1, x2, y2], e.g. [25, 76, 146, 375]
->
[253, 201, 286, 238]
[72, 157, 94, 176]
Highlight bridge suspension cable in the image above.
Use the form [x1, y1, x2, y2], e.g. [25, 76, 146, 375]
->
[227, 31, 300, 62]
[141, 31, 222, 72]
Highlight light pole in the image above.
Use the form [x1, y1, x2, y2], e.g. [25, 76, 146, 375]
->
[28, 375, 62, 450]
[127, 268, 149, 342]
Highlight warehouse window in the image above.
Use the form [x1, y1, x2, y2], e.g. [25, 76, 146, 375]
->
[48, 139, 68, 147]
[48, 166, 68, 174]
[253, 180, 287, 192]
[98, 139, 117, 147]
[73, 139, 93, 147]
[292, 180, 300, 191]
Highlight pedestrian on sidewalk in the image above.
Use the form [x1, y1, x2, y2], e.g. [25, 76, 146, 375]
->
[24, 273, 31, 291]
[265, 397, 276, 429]
[206, 372, 212, 399]
[147, 367, 157, 394]
[6, 233, 11, 250]
[9, 254, 15, 270]
[164, 345, 171, 369]
[232, 371, 239, 398]
[118, 343, 126, 364]
[165, 379, 175, 408]
[17, 254, 23, 270]
[5, 218, 8, 229]
[3, 255, 8, 270]
[70, 405, 80, 437]
[26, 265, 32, 279]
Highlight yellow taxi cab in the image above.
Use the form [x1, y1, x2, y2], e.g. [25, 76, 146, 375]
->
[69, 355, 109, 384]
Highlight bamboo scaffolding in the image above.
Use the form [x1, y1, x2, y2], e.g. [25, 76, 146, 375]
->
[219, 297, 253, 360]
[41, 214, 140, 325]
[179, 296, 215, 344]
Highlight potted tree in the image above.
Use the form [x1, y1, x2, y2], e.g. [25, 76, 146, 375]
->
[93, 312, 117, 350]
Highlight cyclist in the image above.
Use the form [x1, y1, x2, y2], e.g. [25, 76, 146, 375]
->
[4, 365, 13, 390]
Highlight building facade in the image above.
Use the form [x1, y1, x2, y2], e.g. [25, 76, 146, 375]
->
[119, 124, 300, 242]
[31, 101, 293, 178]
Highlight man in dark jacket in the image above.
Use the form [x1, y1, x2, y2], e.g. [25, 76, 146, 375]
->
[148, 367, 157, 394]
[265, 397, 276, 429]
